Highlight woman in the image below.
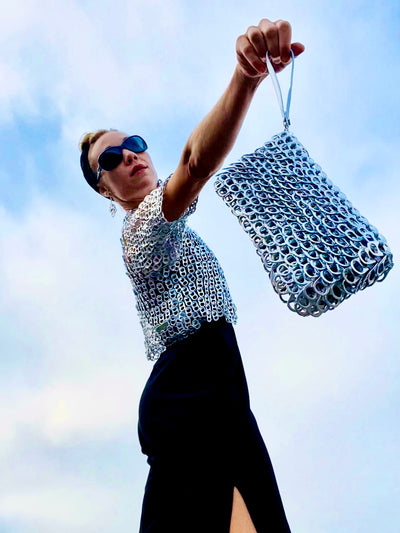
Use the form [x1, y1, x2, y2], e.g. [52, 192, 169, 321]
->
[80, 18, 304, 533]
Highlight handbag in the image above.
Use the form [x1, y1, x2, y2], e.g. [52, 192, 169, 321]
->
[214, 51, 394, 317]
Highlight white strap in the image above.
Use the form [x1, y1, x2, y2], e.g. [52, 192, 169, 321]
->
[265, 49, 295, 130]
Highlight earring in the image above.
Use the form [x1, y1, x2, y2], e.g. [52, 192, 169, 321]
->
[108, 196, 117, 217]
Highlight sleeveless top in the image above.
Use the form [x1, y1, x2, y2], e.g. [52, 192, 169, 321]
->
[121, 180, 237, 361]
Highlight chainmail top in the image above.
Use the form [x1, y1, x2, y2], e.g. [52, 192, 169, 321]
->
[121, 181, 237, 361]
[215, 131, 394, 317]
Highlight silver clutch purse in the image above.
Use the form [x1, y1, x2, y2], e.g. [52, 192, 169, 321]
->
[214, 52, 394, 317]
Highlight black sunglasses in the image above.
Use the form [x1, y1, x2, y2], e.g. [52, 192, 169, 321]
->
[97, 135, 148, 180]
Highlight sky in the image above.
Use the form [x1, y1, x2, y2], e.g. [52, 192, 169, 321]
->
[0, 0, 399, 532]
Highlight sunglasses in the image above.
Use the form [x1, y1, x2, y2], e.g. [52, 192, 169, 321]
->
[97, 135, 148, 180]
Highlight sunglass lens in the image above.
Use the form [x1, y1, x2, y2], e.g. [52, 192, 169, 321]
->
[99, 149, 123, 171]
[125, 136, 148, 153]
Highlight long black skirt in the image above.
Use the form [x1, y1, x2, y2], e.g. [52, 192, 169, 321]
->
[138, 318, 291, 532]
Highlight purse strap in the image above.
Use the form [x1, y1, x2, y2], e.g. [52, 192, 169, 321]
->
[265, 49, 295, 131]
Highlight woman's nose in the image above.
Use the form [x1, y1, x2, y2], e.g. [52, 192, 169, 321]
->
[123, 149, 138, 164]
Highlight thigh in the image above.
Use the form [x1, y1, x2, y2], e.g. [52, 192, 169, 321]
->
[138, 320, 241, 460]
[231, 412, 291, 533]
[139, 457, 234, 533]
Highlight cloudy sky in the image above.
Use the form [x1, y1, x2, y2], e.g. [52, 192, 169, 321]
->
[0, 1, 399, 532]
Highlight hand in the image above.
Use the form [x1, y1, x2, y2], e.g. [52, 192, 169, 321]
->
[236, 18, 305, 79]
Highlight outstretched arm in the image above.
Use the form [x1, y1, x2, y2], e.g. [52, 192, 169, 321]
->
[162, 18, 305, 221]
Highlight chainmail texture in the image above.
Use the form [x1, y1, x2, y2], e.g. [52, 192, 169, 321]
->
[121, 182, 237, 361]
[215, 131, 393, 317]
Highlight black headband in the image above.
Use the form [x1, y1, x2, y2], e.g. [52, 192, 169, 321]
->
[80, 143, 101, 194]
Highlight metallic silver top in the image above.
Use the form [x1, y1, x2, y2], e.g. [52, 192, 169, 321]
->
[121, 181, 237, 361]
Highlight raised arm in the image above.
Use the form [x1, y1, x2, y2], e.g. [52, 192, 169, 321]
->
[162, 18, 305, 221]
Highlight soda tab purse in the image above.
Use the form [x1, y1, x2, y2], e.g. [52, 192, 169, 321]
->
[214, 51, 394, 317]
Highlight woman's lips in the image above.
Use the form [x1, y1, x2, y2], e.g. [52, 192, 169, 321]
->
[130, 165, 147, 177]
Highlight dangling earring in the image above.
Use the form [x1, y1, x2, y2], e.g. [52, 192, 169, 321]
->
[108, 196, 117, 217]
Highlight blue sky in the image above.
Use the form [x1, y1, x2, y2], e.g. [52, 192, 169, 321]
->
[0, 1, 399, 532]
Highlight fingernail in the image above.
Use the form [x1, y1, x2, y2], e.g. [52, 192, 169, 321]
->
[271, 56, 281, 64]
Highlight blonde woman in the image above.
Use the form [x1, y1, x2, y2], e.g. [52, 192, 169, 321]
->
[80, 18, 304, 533]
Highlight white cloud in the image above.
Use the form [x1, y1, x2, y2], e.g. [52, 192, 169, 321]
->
[0, 484, 124, 532]
[0, 195, 150, 531]
[0, 198, 150, 453]
[0, 0, 188, 132]
[0, 62, 31, 123]
[0, 364, 143, 452]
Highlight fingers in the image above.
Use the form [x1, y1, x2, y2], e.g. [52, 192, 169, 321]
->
[291, 42, 306, 58]
[246, 26, 268, 70]
[236, 34, 266, 77]
[236, 18, 304, 78]
[275, 20, 292, 64]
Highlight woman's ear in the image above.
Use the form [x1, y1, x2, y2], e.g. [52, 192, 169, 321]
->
[98, 182, 111, 199]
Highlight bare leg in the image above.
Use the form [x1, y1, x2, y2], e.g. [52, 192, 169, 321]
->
[230, 486, 257, 533]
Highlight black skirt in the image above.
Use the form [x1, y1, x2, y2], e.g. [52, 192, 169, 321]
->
[138, 318, 291, 532]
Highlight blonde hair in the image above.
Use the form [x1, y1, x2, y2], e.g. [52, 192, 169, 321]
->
[79, 129, 110, 151]
[79, 129, 110, 171]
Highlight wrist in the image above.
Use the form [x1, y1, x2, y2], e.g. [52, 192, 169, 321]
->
[233, 64, 267, 91]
